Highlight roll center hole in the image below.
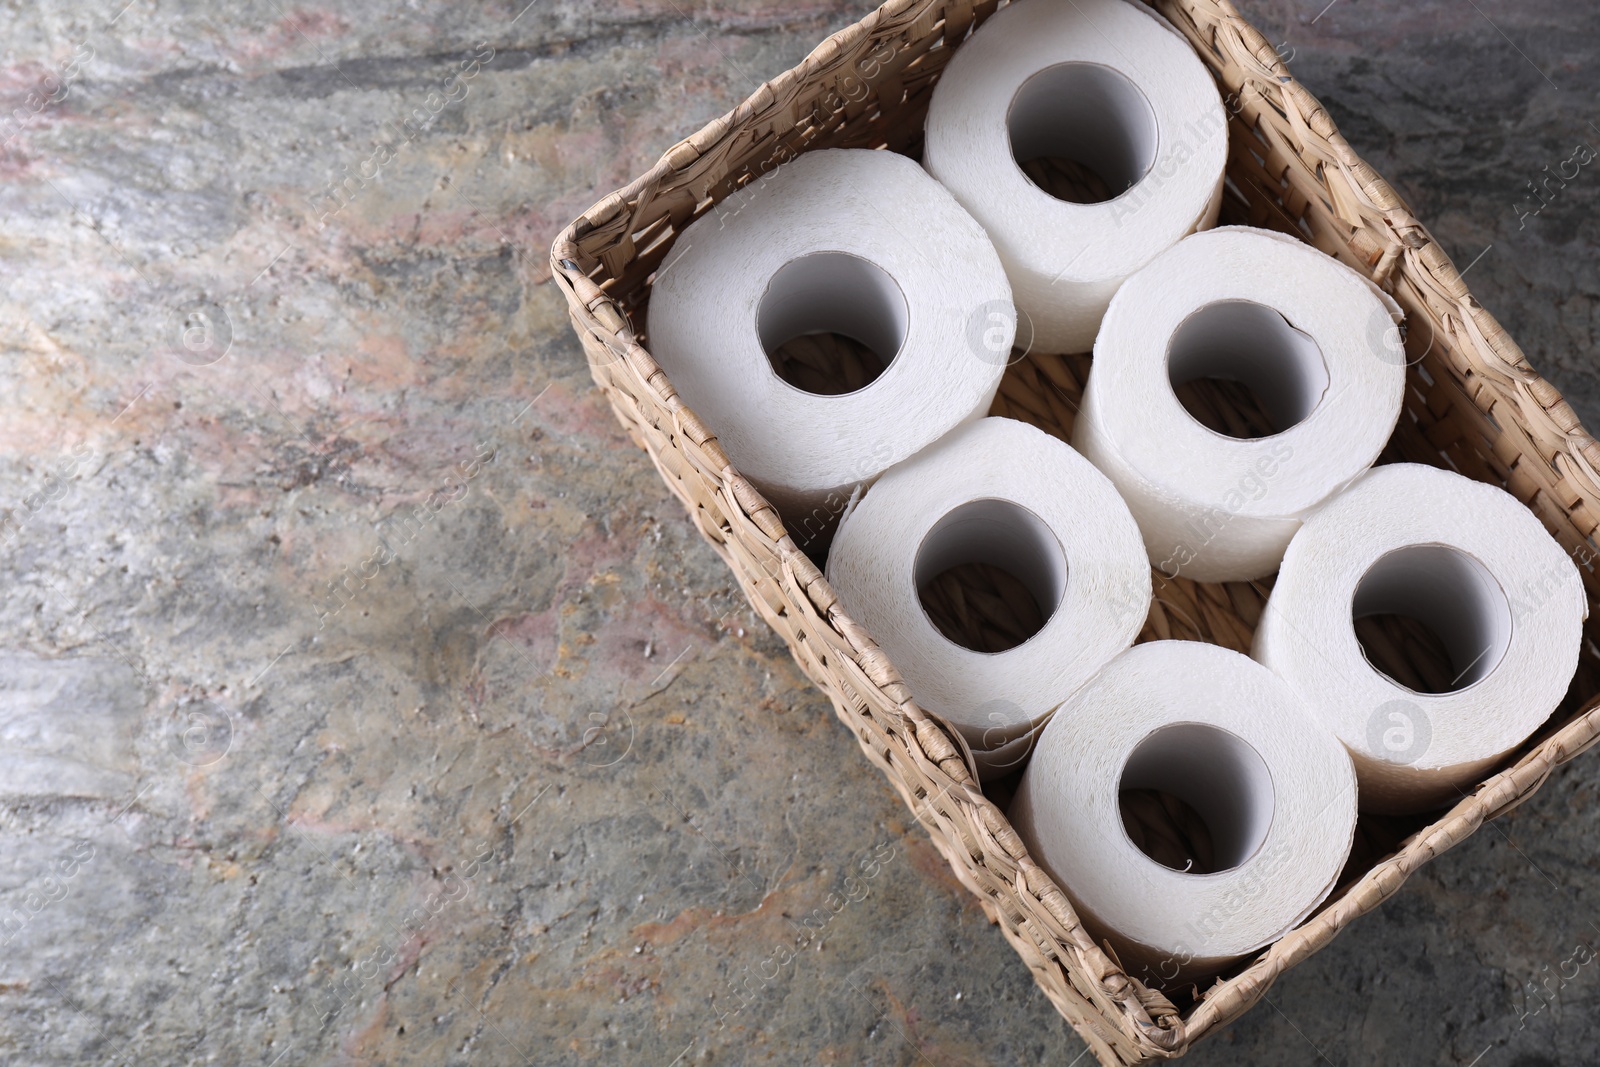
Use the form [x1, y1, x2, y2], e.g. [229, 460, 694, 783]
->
[1166, 300, 1330, 439]
[914, 498, 1068, 654]
[1351, 544, 1513, 694]
[757, 251, 907, 396]
[1008, 62, 1159, 205]
[1119, 723, 1274, 875]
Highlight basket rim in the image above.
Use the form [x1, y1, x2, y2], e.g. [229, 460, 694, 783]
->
[548, 0, 1600, 1058]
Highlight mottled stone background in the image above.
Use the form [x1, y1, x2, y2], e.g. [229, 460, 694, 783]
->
[2, 1, 1599, 1065]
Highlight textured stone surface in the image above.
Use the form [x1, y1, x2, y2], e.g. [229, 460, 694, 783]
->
[1, 2, 1598, 1065]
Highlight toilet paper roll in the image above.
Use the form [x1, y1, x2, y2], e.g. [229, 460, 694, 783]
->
[1253, 462, 1588, 814]
[923, 0, 1227, 354]
[647, 148, 1013, 537]
[1073, 226, 1406, 582]
[1010, 641, 1358, 985]
[826, 417, 1150, 764]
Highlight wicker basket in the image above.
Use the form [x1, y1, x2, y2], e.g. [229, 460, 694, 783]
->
[549, 1, 1600, 1061]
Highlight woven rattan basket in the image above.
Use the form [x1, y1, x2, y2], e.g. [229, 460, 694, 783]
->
[550, 1, 1600, 1061]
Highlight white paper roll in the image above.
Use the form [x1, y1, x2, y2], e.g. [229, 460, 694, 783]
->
[647, 148, 1013, 537]
[923, 0, 1227, 354]
[1252, 462, 1588, 814]
[825, 417, 1150, 765]
[1073, 226, 1406, 581]
[1010, 641, 1358, 984]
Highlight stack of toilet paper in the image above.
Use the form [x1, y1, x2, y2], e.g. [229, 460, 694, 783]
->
[645, 0, 1586, 987]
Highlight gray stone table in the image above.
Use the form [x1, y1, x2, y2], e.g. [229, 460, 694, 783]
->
[1, 1, 1598, 1064]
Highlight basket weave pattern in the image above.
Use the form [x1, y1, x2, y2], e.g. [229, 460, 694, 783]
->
[550, 2, 1600, 1061]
